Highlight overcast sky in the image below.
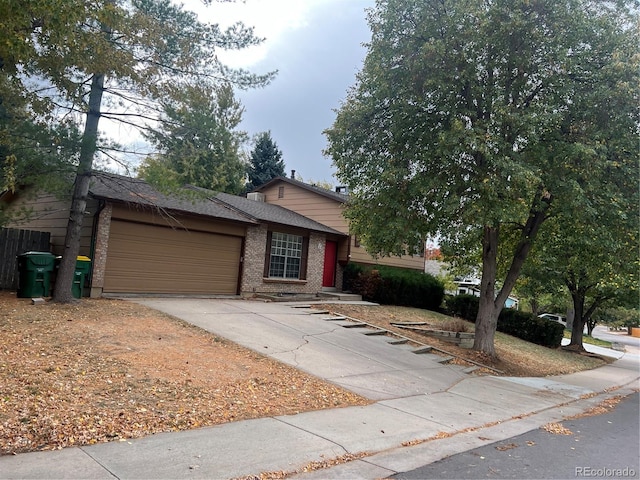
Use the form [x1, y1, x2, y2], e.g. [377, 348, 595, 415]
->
[190, 0, 375, 184]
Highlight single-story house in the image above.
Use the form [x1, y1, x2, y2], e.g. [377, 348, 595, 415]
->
[1, 171, 346, 298]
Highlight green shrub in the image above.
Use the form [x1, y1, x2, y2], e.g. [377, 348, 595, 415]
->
[342, 263, 444, 311]
[342, 262, 364, 292]
[348, 265, 564, 348]
[444, 294, 563, 348]
[498, 309, 564, 348]
[444, 294, 479, 321]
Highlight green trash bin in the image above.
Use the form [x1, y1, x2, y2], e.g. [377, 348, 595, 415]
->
[73, 256, 92, 299]
[17, 251, 56, 298]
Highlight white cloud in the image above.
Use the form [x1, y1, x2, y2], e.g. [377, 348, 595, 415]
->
[102, 0, 373, 179]
[183, 0, 328, 67]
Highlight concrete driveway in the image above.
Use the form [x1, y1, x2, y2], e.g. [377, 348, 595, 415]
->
[132, 298, 471, 400]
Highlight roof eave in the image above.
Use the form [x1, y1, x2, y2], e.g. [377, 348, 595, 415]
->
[253, 176, 348, 204]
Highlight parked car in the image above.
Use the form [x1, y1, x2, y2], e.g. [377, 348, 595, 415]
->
[538, 313, 567, 326]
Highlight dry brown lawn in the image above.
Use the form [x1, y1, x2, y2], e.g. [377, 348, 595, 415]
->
[0, 293, 368, 455]
[316, 304, 611, 377]
[0, 294, 611, 455]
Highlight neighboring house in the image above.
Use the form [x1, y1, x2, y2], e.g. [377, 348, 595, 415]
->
[424, 245, 446, 277]
[252, 175, 425, 289]
[1, 172, 346, 298]
[452, 277, 520, 310]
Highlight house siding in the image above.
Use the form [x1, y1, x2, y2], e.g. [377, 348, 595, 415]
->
[110, 203, 246, 236]
[350, 240, 426, 270]
[2, 190, 94, 256]
[259, 180, 425, 272]
[259, 183, 349, 233]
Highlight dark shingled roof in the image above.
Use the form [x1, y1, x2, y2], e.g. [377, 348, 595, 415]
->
[213, 191, 345, 236]
[253, 176, 349, 203]
[88, 172, 345, 236]
[88, 172, 256, 225]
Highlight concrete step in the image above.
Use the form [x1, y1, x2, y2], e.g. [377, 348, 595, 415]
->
[436, 356, 454, 364]
[316, 291, 363, 301]
[362, 330, 388, 336]
[412, 346, 434, 354]
[322, 316, 348, 321]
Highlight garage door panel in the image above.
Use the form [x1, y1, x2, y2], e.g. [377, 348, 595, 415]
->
[104, 220, 242, 294]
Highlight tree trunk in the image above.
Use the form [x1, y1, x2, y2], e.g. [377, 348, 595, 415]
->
[566, 276, 607, 348]
[473, 226, 501, 357]
[52, 73, 104, 303]
[568, 288, 586, 349]
[473, 191, 552, 357]
[585, 317, 594, 336]
[530, 298, 540, 317]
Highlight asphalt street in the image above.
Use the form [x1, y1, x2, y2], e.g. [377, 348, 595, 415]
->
[392, 392, 640, 479]
[592, 326, 640, 355]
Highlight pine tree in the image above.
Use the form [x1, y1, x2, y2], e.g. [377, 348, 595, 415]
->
[140, 83, 248, 195]
[246, 131, 285, 191]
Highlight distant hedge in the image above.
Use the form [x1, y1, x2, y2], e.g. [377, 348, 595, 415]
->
[343, 263, 444, 311]
[445, 294, 480, 321]
[444, 294, 564, 348]
[498, 309, 565, 348]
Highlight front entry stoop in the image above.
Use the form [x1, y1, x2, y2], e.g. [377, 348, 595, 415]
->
[317, 291, 363, 301]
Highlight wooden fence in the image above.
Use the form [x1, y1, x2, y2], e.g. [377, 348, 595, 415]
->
[0, 228, 51, 290]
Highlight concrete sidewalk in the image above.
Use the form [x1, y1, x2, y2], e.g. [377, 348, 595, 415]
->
[1, 299, 638, 480]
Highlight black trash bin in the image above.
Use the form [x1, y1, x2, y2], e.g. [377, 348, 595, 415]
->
[17, 251, 56, 298]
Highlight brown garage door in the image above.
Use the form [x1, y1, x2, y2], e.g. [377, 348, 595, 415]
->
[103, 220, 242, 294]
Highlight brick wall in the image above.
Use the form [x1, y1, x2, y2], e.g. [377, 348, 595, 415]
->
[240, 225, 326, 296]
[335, 264, 344, 291]
[90, 202, 112, 298]
[240, 224, 268, 294]
[305, 232, 326, 292]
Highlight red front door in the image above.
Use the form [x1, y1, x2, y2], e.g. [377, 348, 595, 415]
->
[322, 240, 337, 287]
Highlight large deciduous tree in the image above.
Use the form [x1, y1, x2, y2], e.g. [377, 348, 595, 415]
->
[522, 180, 638, 348]
[324, 0, 639, 356]
[140, 83, 248, 194]
[1, 0, 273, 302]
[246, 131, 285, 191]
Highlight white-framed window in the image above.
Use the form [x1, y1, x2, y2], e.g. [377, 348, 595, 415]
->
[268, 232, 303, 279]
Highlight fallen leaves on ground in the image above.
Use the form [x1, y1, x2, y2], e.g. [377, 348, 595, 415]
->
[541, 423, 573, 435]
[0, 293, 369, 454]
[232, 453, 368, 480]
[495, 442, 519, 451]
[567, 395, 625, 419]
